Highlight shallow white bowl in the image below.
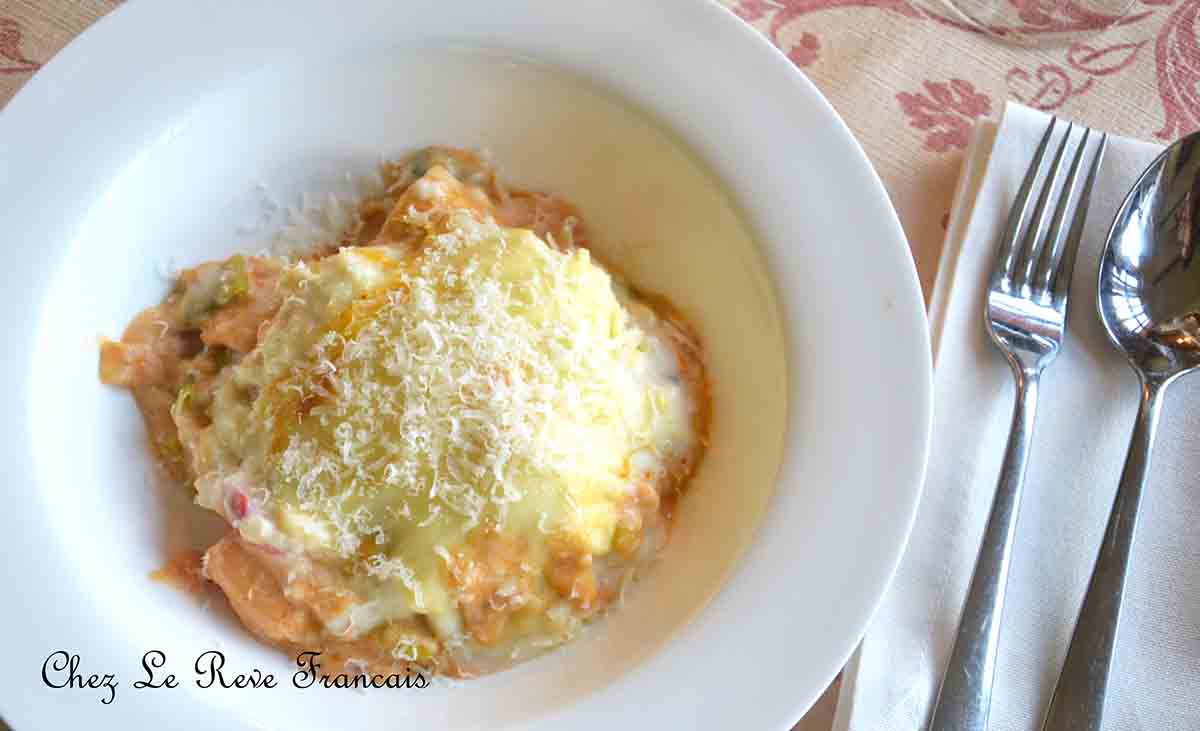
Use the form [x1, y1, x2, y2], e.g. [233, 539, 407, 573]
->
[0, 1, 931, 729]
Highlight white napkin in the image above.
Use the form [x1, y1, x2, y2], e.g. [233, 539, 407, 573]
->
[831, 102, 1200, 731]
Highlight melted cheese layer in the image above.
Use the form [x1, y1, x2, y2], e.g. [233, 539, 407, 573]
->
[200, 208, 694, 647]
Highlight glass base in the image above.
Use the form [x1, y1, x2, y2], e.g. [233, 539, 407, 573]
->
[925, 0, 1139, 46]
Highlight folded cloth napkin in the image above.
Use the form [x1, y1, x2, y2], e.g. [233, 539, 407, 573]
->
[831, 102, 1200, 731]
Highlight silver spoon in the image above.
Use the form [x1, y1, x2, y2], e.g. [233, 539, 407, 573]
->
[1042, 132, 1200, 730]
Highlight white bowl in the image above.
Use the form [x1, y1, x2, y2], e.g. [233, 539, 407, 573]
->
[0, 1, 931, 729]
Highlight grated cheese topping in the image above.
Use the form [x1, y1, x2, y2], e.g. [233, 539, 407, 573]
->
[210, 199, 694, 637]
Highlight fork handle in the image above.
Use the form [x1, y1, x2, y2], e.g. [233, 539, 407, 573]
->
[1041, 377, 1166, 731]
[929, 368, 1040, 731]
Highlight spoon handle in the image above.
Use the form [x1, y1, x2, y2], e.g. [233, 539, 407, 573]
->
[1041, 377, 1166, 731]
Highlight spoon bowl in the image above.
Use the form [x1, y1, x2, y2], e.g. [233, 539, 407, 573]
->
[1043, 131, 1200, 731]
[1099, 133, 1200, 380]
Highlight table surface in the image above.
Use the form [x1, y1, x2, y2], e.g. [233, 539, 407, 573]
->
[2, 0, 1195, 729]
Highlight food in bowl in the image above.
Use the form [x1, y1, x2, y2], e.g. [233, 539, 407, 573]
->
[99, 147, 710, 678]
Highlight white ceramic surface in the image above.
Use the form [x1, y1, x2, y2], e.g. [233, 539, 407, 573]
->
[0, 2, 932, 729]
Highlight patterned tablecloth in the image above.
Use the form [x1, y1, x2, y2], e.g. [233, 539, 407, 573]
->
[3, 1, 1196, 729]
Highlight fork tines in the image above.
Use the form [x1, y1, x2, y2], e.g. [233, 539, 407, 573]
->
[992, 118, 1108, 305]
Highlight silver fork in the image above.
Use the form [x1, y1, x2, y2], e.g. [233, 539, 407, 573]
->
[928, 118, 1108, 731]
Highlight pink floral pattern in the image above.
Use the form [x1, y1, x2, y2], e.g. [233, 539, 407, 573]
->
[897, 80, 994, 151]
[1007, 64, 1084, 110]
[733, 0, 923, 70]
[730, 0, 1199, 154]
[788, 32, 822, 66]
[1011, 0, 1059, 27]
[0, 18, 39, 74]
[1154, 0, 1200, 139]
[1007, 39, 1145, 110]
[1068, 40, 1146, 75]
[1005, 0, 1148, 31]
[732, 0, 1143, 51]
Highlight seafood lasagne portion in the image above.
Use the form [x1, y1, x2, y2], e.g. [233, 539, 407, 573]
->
[100, 148, 709, 677]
